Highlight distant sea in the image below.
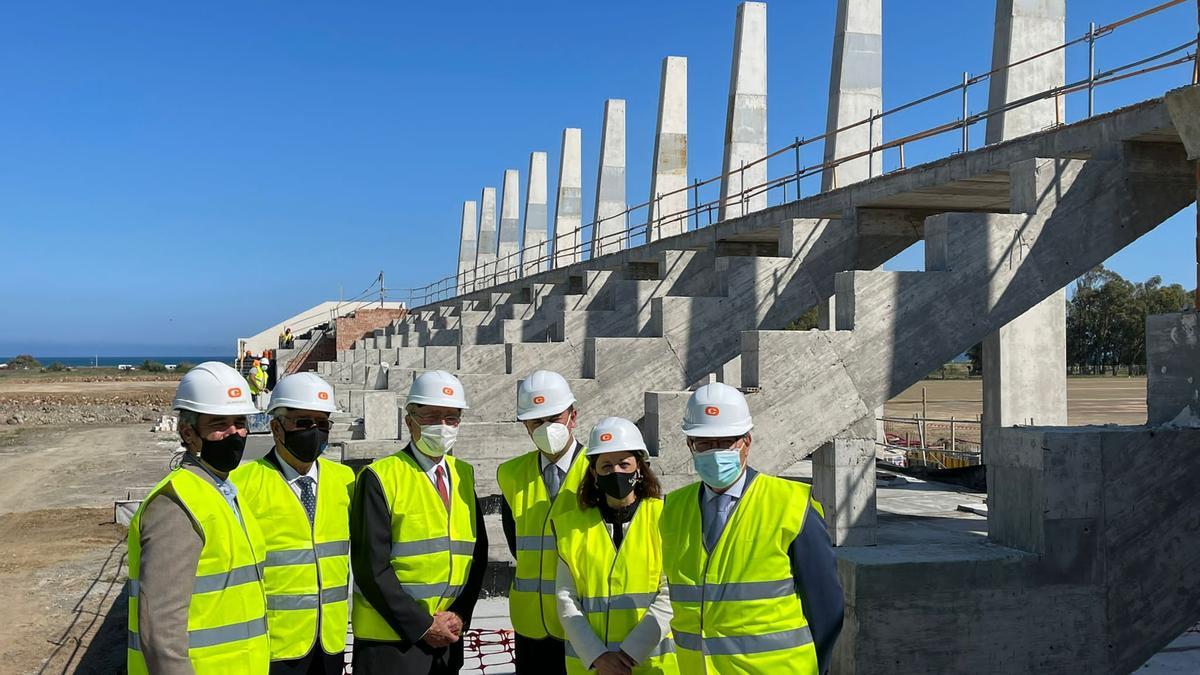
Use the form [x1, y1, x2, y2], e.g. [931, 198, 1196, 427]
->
[1, 356, 228, 368]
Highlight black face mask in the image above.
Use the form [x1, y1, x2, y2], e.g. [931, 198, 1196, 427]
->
[596, 470, 639, 501]
[283, 426, 329, 463]
[199, 432, 247, 473]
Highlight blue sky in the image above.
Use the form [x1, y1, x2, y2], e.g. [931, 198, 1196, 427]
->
[1, 0, 1196, 356]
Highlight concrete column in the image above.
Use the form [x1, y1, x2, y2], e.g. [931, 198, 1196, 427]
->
[982, 0, 1068, 439]
[475, 187, 498, 280]
[522, 151, 549, 276]
[813, 433, 877, 546]
[719, 2, 768, 222]
[1146, 311, 1199, 427]
[649, 56, 688, 243]
[554, 128, 584, 268]
[497, 169, 521, 280]
[456, 200, 478, 295]
[592, 99, 627, 257]
[822, 0, 883, 192]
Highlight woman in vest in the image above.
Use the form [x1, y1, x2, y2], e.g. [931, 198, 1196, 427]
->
[552, 417, 677, 675]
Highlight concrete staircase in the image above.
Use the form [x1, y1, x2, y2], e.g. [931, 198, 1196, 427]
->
[308, 86, 1200, 672]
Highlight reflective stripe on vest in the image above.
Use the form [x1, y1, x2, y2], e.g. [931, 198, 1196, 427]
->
[229, 456, 355, 660]
[553, 497, 679, 675]
[496, 447, 589, 640]
[660, 475, 819, 675]
[351, 451, 477, 642]
[126, 468, 270, 675]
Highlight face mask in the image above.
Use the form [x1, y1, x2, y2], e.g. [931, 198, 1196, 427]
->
[283, 426, 328, 463]
[416, 424, 457, 458]
[199, 431, 247, 473]
[692, 448, 743, 489]
[596, 469, 640, 501]
[532, 422, 571, 456]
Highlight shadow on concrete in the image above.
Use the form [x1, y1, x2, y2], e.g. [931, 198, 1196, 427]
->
[37, 535, 127, 675]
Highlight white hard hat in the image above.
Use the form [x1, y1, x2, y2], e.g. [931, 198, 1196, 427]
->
[587, 417, 648, 459]
[172, 361, 260, 416]
[267, 372, 336, 414]
[682, 382, 753, 437]
[516, 370, 575, 420]
[261, 358, 270, 365]
[406, 370, 469, 409]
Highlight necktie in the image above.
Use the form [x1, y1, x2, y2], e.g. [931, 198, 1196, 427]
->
[705, 493, 733, 552]
[297, 476, 316, 524]
[543, 463, 563, 501]
[435, 465, 450, 510]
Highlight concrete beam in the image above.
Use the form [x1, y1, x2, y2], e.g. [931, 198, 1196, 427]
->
[719, 2, 768, 221]
[475, 186, 498, 272]
[497, 169, 521, 278]
[983, 0, 1068, 439]
[593, 99, 628, 257]
[554, 128, 584, 268]
[523, 152, 549, 276]
[1165, 85, 1200, 160]
[457, 200, 478, 295]
[649, 56, 689, 243]
[822, 0, 883, 192]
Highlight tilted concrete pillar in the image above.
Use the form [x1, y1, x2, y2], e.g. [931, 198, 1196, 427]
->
[649, 56, 688, 242]
[592, 99, 627, 257]
[475, 186, 498, 281]
[522, 152, 549, 276]
[822, 0, 883, 192]
[456, 200, 478, 295]
[982, 0, 1068, 438]
[554, 128, 584, 268]
[719, 2, 768, 221]
[497, 169, 521, 280]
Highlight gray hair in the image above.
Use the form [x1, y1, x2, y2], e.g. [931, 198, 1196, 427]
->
[270, 407, 291, 421]
[177, 409, 199, 430]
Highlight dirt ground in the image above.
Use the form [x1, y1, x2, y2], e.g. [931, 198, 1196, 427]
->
[0, 425, 182, 674]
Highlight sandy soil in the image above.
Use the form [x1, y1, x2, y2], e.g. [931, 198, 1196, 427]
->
[0, 425, 181, 674]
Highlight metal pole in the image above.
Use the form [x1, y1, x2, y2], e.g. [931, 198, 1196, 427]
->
[379, 271, 385, 307]
[692, 179, 700, 231]
[1087, 21, 1097, 116]
[1195, 162, 1199, 309]
[740, 160, 747, 212]
[961, 72, 970, 153]
[868, 109, 876, 177]
[793, 136, 802, 198]
[950, 416, 957, 454]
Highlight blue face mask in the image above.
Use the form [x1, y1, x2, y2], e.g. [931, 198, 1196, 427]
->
[692, 448, 744, 489]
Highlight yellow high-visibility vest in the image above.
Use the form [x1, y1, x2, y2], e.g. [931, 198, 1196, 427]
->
[230, 456, 354, 660]
[660, 475, 819, 674]
[497, 447, 588, 639]
[351, 450, 478, 641]
[249, 368, 267, 394]
[127, 468, 270, 675]
[553, 497, 678, 674]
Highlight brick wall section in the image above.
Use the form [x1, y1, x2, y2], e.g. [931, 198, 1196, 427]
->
[335, 308, 408, 351]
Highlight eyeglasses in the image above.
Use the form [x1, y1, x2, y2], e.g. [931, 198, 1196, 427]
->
[286, 418, 332, 431]
[411, 413, 462, 427]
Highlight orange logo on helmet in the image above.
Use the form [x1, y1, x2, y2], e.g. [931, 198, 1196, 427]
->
[442, 387, 455, 396]
[599, 432, 613, 442]
[704, 406, 720, 417]
[532, 395, 546, 405]
[227, 387, 243, 398]
[317, 391, 330, 400]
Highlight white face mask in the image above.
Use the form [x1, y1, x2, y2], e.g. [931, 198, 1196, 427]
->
[415, 424, 457, 458]
[532, 422, 571, 456]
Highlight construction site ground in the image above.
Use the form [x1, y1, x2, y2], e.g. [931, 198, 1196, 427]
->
[1, 375, 1192, 674]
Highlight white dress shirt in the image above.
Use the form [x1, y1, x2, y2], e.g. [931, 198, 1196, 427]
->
[410, 442, 451, 493]
[538, 440, 579, 481]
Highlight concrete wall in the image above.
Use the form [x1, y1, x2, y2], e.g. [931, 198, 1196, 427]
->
[523, 152, 549, 276]
[555, 128, 584, 268]
[593, 99, 627, 257]
[719, 2, 768, 221]
[649, 56, 688, 243]
[476, 186, 498, 271]
[334, 308, 408, 352]
[457, 200, 478, 295]
[497, 169, 522, 277]
[822, 0, 883, 191]
[1146, 311, 1199, 426]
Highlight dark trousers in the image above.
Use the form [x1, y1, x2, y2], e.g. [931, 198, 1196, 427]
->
[269, 648, 345, 675]
[352, 637, 464, 674]
[514, 634, 566, 675]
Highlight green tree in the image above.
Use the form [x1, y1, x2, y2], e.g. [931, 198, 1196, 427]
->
[141, 360, 168, 373]
[9, 354, 40, 370]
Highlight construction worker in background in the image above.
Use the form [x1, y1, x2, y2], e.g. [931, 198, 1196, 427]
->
[497, 370, 588, 674]
[126, 361, 269, 674]
[248, 359, 268, 409]
[264, 356, 277, 392]
[285, 327, 295, 348]
[350, 370, 488, 674]
[230, 373, 354, 674]
[553, 417, 677, 675]
[660, 382, 844, 674]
